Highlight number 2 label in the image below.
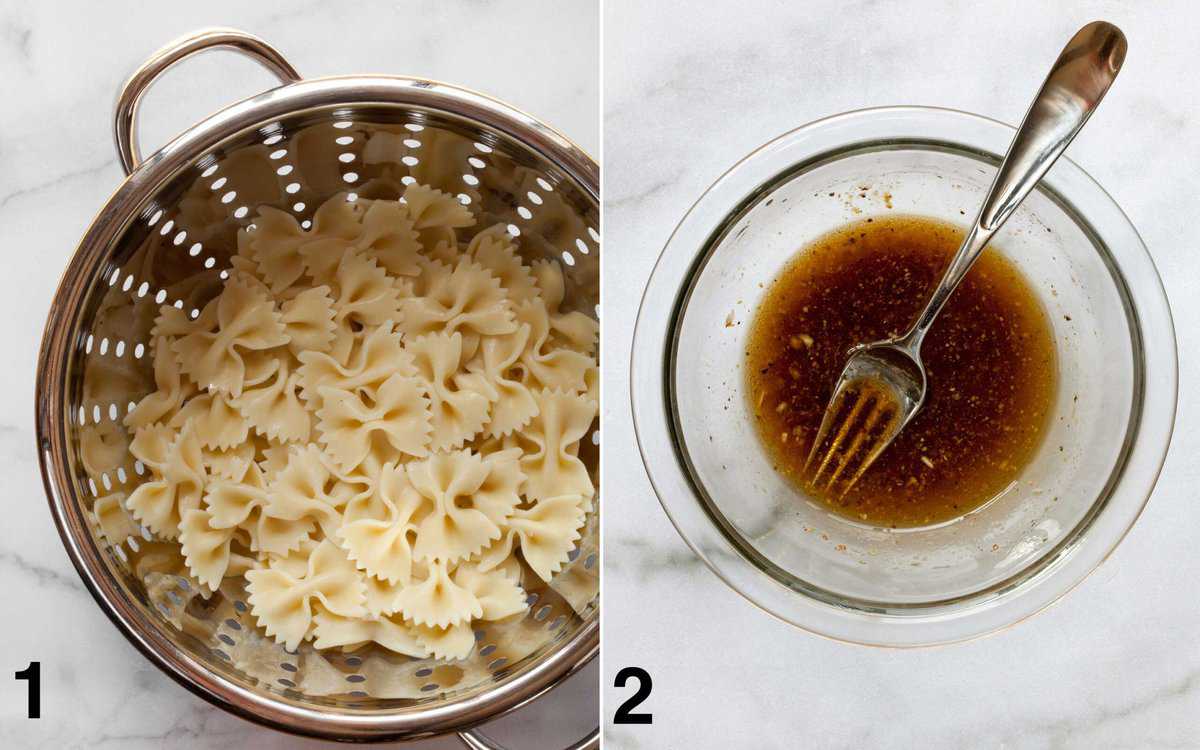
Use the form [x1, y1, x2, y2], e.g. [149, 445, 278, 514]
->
[613, 666, 652, 724]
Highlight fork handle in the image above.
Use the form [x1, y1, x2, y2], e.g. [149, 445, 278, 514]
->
[898, 20, 1126, 352]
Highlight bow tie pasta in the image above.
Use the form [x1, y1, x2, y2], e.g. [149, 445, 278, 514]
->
[120, 184, 597, 660]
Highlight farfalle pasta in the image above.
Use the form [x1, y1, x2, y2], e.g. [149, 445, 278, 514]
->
[118, 183, 597, 661]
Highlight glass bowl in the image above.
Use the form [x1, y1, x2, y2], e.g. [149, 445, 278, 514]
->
[630, 106, 1176, 647]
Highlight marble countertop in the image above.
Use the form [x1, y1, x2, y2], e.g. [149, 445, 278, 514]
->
[0, 1, 597, 748]
[603, 1, 1200, 748]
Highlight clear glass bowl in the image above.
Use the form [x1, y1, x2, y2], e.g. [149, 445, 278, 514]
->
[631, 106, 1176, 647]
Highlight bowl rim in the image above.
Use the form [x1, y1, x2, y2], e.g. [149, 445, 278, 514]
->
[36, 73, 598, 740]
[630, 104, 1177, 648]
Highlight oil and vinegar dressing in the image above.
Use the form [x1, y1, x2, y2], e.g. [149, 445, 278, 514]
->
[745, 215, 1057, 528]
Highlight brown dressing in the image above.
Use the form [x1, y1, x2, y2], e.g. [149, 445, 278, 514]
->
[745, 215, 1056, 528]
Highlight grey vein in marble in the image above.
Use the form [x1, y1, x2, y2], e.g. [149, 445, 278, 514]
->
[0, 549, 86, 594]
[0, 158, 116, 213]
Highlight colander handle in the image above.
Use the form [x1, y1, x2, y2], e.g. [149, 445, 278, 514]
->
[457, 726, 599, 750]
[113, 27, 301, 175]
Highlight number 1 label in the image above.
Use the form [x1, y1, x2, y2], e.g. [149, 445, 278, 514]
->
[14, 662, 40, 719]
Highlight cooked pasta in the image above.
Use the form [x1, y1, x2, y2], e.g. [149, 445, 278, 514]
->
[118, 184, 597, 660]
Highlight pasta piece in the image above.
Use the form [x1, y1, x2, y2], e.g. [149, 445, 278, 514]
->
[411, 621, 475, 661]
[339, 462, 395, 525]
[332, 250, 403, 329]
[227, 255, 264, 286]
[151, 299, 216, 340]
[453, 562, 527, 621]
[550, 307, 599, 355]
[170, 390, 249, 450]
[472, 532, 516, 573]
[125, 337, 192, 429]
[512, 299, 592, 393]
[312, 192, 366, 237]
[126, 422, 206, 539]
[480, 495, 587, 583]
[258, 442, 293, 481]
[467, 225, 538, 303]
[129, 422, 176, 471]
[472, 448, 525, 526]
[338, 462, 428, 584]
[401, 183, 475, 253]
[233, 358, 311, 443]
[461, 324, 538, 437]
[239, 207, 308, 294]
[357, 199, 422, 277]
[318, 458, 376, 518]
[298, 241, 353, 289]
[402, 183, 474, 229]
[179, 507, 239, 591]
[265, 445, 349, 540]
[316, 372, 432, 471]
[530, 259, 600, 353]
[246, 539, 367, 650]
[362, 570, 406, 616]
[394, 559, 482, 628]
[511, 494, 588, 582]
[262, 537, 320, 576]
[312, 607, 429, 657]
[466, 432, 521, 460]
[93, 492, 139, 546]
[203, 470, 269, 529]
[471, 541, 524, 585]
[247, 507, 316, 558]
[173, 275, 290, 396]
[324, 331, 354, 371]
[583, 364, 599, 405]
[297, 195, 366, 284]
[407, 449, 521, 563]
[202, 440, 257, 481]
[279, 285, 337, 356]
[240, 348, 285, 391]
[80, 419, 132, 484]
[206, 465, 312, 556]
[407, 331, 491, 451]
[296, 321, 411, 409]
[399, 256, 515, 339]
[425, 239, 461, 266]
[225, 551, 259, 581]
[519, 390, 596, 502]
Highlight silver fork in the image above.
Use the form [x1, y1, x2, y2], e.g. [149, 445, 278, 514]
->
[805, 20, 1127, 498]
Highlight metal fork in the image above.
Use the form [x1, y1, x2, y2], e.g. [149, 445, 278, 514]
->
[805, 20, 1127, 499]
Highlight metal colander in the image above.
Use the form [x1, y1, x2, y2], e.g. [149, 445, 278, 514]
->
[35, 29, 598, 747]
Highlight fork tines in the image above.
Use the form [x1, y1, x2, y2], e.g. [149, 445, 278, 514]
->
[803, 379, 901, 500]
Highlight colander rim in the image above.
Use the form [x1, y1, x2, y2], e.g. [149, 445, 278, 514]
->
[37, 72, 598, 741]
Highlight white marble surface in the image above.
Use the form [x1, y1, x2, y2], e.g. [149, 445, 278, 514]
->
[603, 1, 1199, 748]
[0, 1, 597, 747]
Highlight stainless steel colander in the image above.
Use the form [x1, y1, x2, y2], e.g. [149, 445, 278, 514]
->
[35, 29, 598, 747]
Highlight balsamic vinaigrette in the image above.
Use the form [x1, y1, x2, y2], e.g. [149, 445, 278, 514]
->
[745, 215, 1057, 528]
